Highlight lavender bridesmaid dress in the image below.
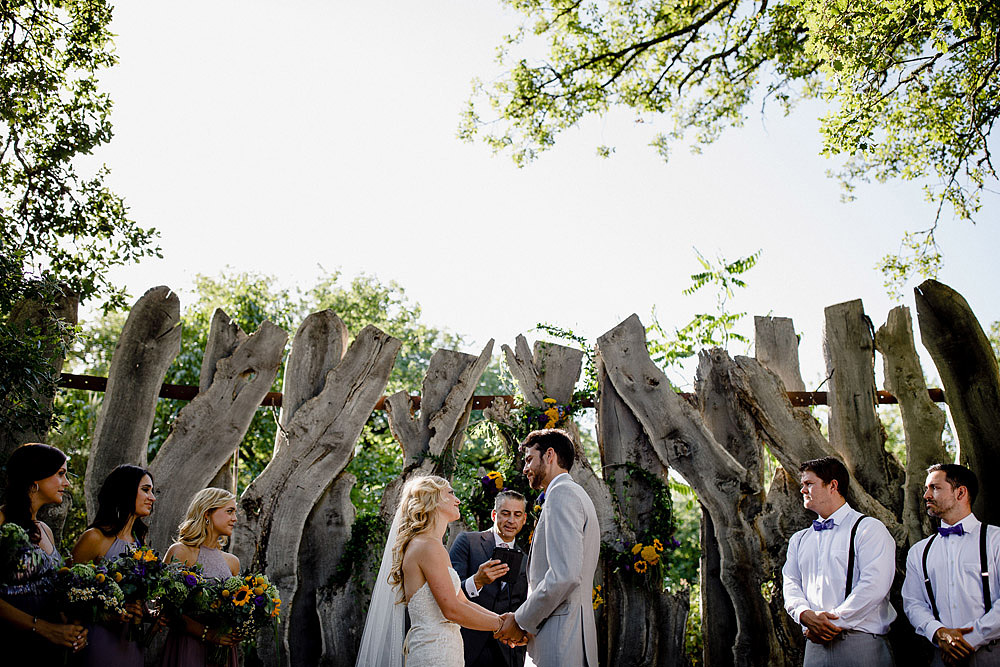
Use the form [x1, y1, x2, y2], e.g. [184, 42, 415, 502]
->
[76, 537, 143, 666]
[160, 546, 238, 667]
[0, 537, 64, 663]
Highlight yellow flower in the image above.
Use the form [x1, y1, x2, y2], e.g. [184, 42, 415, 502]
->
[58, 567, 70, 574]
[631, 543, 643, 555]
[132, 551, 142, 561]
[114, 572, 123, 582]
[232, 586, 252, 606]
[221, 589, 231, 598]
[533, 504, 542, 513]
[641, 545, 660, 564]
[634, 560, 648, 574]
[271, 600, 281, 618]
[543, 398, 557, 404]
[254, 586, 264, 595]
[653, 538, 664, 552]
[96, 573, 106, 583]
[143, 550, 158, 562]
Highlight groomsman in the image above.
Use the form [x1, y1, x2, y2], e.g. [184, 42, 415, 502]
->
[902, 464, 1000, 666]
[450, 490, 529, 667]
[782, 457, 897, 666]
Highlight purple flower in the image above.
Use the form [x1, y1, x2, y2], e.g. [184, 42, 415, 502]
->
[254, 595, 265, 607]
[184, 574, 198, 586]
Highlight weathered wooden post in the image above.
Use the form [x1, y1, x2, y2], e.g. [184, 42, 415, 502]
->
[915, 279, 1000, 525]
[84, 286, 180, 521]
[147, 314, 287, 552]
[234, 319, 399, 666]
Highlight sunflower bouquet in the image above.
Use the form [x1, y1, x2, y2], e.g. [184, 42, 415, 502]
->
[200, 573, 281, 664]
[105, 546, 169, 641]
[53, 563, 126, 624]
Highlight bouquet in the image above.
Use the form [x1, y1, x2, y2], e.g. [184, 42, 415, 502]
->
[105, 546, 169, 640]
[158, 563, 208, 622]
[0, 522, 56, 588]
[200, 573, 281, 664]
[54, 563, 126, 624]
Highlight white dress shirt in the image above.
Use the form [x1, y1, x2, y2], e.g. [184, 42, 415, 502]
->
[782, 502, 897, 635]
[902, 513, 1000, 649]
[465, 527, 516, 597]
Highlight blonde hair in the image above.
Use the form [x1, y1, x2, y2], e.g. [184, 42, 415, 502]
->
[388, 475, 452, 601]
[176, 487, 237, 547]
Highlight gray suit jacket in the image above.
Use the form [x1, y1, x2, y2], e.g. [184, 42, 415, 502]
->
[514, 473, 600, 667]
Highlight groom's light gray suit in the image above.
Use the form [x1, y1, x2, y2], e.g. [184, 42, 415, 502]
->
[514, 473, 600, 667]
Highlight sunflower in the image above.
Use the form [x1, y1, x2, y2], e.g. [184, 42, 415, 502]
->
[634, 560, 648, 574]
[630, 543, 643, 555]
[232, 586, 252, 606]
[653, 538, 664, 552]
[640, 545, 660, 565]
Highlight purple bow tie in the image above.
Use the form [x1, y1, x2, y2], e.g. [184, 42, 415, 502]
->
[812, 518, 835, 532]
[938, 524, 965, 537]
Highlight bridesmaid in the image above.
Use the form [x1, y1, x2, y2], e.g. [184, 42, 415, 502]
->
[0, 443, 88, 660]
[161, 487, 240, 667]
[71, 464, 156, 666]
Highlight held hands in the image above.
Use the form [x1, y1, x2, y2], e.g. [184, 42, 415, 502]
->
[934, 626, 974, 665]
[799, 610, 842, 644]
[473, 559, 509, 589]
[493, 612, 529, 647]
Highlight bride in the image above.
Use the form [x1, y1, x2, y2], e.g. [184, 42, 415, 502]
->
[356, 475, 507, 667]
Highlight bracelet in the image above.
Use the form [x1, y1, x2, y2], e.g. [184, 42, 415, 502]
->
[495, 616, 504, 633]
[200, 625, 208, 642]
[31, 616, 37, 633]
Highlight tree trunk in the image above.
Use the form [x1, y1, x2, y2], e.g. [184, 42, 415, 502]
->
[1, 287, 78, 543]
[234, 320, 398, 665]
[754, 316, 805, 392]
[915, 279, 1000, 525]
[875, 306, 948, 544]
[86, 286, 181, 521]
[148, 317, 287, 552]
[597, 315, 782, 667]
[823, 299, 903, 515]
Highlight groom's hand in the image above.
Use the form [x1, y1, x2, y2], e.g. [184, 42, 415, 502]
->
[473, 559, 509, 589]
[494, 612, 526, 646]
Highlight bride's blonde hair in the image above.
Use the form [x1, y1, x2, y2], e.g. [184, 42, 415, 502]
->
[388, 475, 452, 601]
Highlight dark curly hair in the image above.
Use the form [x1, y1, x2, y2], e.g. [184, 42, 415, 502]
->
[2, 443, 67, 544]
[89, 464, 153, 545]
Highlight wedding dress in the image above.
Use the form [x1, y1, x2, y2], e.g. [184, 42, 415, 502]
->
[402, 568, 463, 667]
[355, 514, 464, 667]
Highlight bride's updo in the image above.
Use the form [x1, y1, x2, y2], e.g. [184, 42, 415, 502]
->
[388, 475, 452, 599]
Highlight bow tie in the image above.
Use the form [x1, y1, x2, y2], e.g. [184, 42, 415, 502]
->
[812, 518, 835, 532]
[938, 524, 965, 537]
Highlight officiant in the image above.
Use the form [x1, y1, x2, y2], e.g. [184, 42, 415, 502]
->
[449, 490, 529, 667]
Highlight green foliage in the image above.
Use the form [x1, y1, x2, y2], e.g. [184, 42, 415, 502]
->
[0, 268, 74, 437]
[647, 249, 760, 370]
[463, 0, 999, 283]
[1, 1, 160, 310]
[329, 512, 387, 590]
[989, 320, 1000, 362]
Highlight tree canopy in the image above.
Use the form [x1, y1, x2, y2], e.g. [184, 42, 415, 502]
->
[461, 0, 999, 288]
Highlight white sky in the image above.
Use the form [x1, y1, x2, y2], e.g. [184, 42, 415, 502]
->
[89, 0, 999, 390]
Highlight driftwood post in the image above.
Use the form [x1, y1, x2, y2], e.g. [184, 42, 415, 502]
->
[823, 299, 903, 515]
[147, 315, 286, 551]
[315, 341, 493, 667]
[84, 286, 181, 521]
[595, 350, 688, 666]
[875, 306, 949, 544]
[234, 321, 399, 666]
[915, 279, 1000, 525]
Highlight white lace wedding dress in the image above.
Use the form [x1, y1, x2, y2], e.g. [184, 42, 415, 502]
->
[403, 567, 464, 667]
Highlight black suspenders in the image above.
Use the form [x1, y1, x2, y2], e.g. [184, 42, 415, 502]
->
[921, 524, 993, 621]
[845, 515, 866, 599]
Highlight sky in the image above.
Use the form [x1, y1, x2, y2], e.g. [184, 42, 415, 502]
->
[87, 0, 1000, 391]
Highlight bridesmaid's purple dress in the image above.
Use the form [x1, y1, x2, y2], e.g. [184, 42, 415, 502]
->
[160, 546, 238, 667]
[0, 536, 64, 663]
[76, 537, 143, 666]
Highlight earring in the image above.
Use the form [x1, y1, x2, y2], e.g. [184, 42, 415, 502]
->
[205, 518, 210, 525]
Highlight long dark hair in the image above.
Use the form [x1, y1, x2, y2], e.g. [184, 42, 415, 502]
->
[2, 443, 67, 544]
[89, 464, 153, 545]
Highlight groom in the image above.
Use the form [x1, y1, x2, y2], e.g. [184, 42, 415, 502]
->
[496, 429, 600, 667]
